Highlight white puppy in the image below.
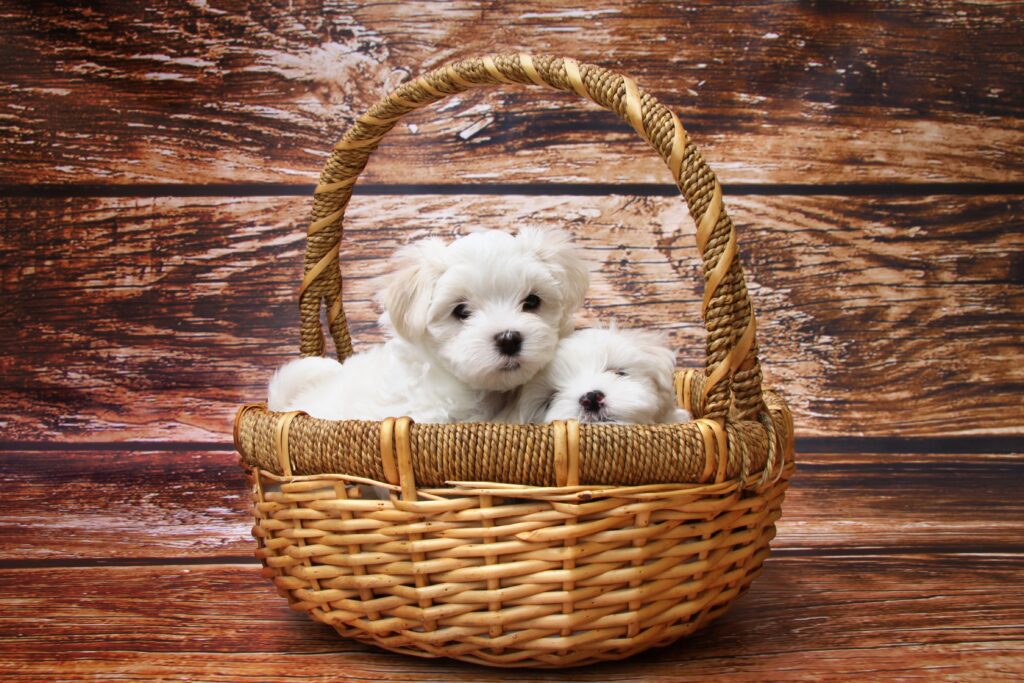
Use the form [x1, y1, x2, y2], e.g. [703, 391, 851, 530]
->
[502, 326, 691, 424]
[267, 228, 589, 422]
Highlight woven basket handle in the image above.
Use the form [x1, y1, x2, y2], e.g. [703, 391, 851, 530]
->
[299, 54, 764, 422]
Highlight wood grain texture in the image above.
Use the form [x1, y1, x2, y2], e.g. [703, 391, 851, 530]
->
[1, 193, 1021, 440]
[1, 451, 1021, 561]
[0, 1, 1021, 185]
[0, 556, 1021, 680]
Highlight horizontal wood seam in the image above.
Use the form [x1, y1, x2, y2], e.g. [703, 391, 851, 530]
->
[1, 182, 1023, 198]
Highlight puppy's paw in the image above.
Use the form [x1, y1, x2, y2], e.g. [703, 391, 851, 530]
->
[667, 407, 692, 423]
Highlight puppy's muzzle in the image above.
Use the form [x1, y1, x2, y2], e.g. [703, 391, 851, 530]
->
[494, 330, 523, 357]
[580, 390, 605, 413]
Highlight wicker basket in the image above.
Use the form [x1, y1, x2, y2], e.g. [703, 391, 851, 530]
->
[234, 53, 795, 668]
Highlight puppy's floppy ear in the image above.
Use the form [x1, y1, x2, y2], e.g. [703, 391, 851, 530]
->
[622, 327, 678, 397]
[515, 227, 590, 335]
[376, 238, 447, 342]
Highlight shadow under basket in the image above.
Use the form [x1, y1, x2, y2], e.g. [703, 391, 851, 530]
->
[234, 53, 796, 668]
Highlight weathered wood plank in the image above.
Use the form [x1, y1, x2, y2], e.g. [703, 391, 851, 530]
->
[0, 451, 251, 560]
[0, 1, 1020, 185]
[1, 451, 1021, 561]
[0, 556, 1021, 680]
[1, 193, 1021, 440]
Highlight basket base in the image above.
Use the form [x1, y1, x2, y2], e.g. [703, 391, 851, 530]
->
[249, 462, 792, 669]
[327, 577, 757, 668]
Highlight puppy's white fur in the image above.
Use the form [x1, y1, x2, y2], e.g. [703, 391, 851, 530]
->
[267, 228, 589, 422]
[502, 326, 691, 424]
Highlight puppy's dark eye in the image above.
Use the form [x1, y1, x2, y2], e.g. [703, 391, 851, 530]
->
[452, 303, 470, 321]
[522, 294, 541, 312]
[614, 369, 628, 377]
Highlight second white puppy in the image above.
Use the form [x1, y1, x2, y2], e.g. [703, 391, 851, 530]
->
[268, 228, 589, 422]
[502, 326, 691, 424]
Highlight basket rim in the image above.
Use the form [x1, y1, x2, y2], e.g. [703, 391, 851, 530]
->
[235, 368, 794, 491]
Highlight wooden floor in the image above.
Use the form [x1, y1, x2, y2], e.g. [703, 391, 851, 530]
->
[1, 2, 1022, 681]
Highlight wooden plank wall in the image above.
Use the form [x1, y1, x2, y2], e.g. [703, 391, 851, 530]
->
[1, 1, 1021, 680]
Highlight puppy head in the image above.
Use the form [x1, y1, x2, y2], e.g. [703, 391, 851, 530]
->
[520, 326, 689, 424]
[379, 228, 589, 392]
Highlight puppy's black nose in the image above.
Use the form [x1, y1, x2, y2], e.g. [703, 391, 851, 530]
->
[495, 330, 523, 357]
[580, 390, 605, 413]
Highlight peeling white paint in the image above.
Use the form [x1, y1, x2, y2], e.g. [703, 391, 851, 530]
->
[143, 72, 196, 82]
[458, 115, 494, 140]
[519, 9, 621, 19]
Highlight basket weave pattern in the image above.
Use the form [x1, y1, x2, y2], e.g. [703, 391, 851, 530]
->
[235, 53, 795, 667]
